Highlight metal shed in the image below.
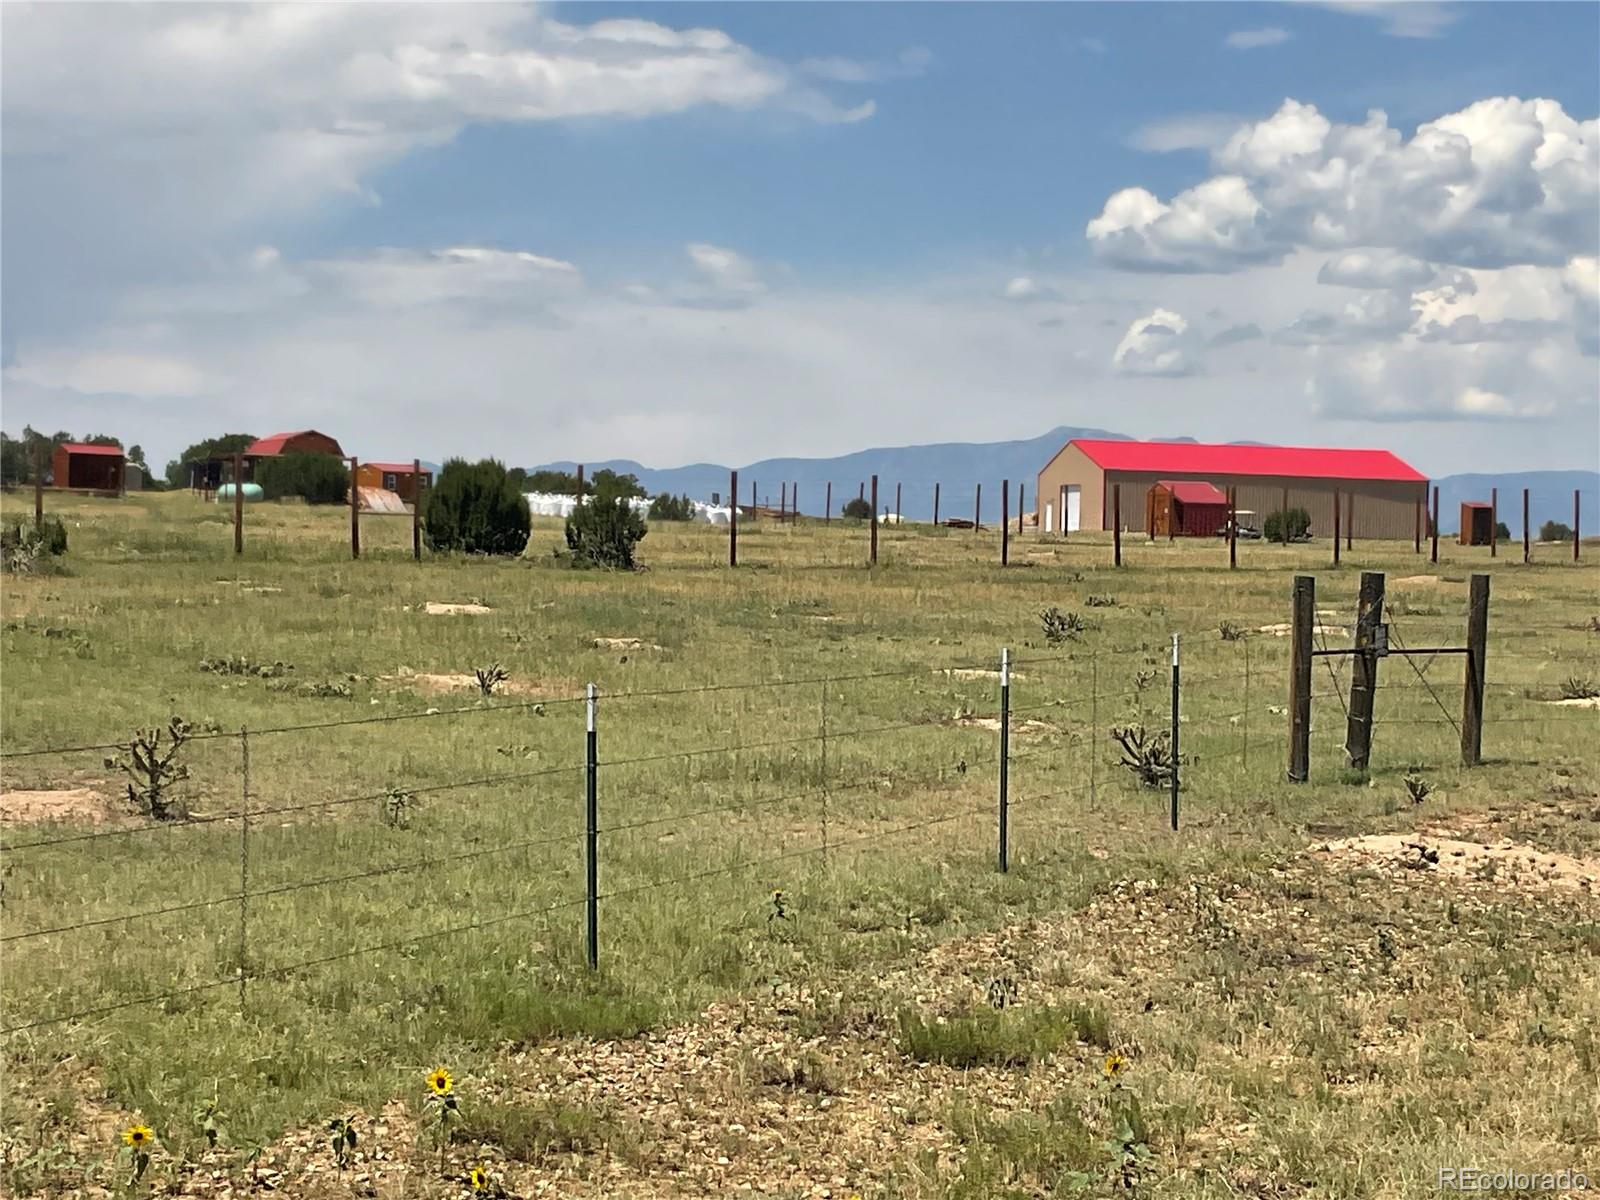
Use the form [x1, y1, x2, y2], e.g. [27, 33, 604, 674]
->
[1148, 479, 1230, 537]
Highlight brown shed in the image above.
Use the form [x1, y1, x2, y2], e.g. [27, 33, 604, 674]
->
[1458, 502, 1494, 546]
[1035, 439, 1429, 540]
[51, 443, 125, 492]
[1147, 479, 1230, 537]
[245, 430, 345, 458]
[355, 461, 433, 505]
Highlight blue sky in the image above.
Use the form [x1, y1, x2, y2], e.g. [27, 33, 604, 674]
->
[3, 2, 1597, 476]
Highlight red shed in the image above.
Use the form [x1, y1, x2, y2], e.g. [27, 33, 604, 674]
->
[1147, 479, 1229, 537]
[1459, 502, 1493, 546]
[52, 443, 125, 492]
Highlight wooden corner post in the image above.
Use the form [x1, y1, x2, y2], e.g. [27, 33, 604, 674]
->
[824, 480, 831, 524]
[1490, 487, 1498, 558]
[729, 469, 738, 567]
[1522, 487, 1530, 564]
[1113, 485, 1122, 567]
[1345, 571, 1385, 772]
[412, 458, 422, 561]
[1461, 573, 1489, 766]
[1227, 486, 1237, 569]
[349, 457, 360, 559]
[932, 482, 940, 526]
[1000, 478, 1009, 566]
[1288, 574, 1314, 782]
[233, 453, 244, 556]
[869, 474, 879, 566]
[974, 483, 981, 532]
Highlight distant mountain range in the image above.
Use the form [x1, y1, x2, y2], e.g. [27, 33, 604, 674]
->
[528, 426, 1598, 532]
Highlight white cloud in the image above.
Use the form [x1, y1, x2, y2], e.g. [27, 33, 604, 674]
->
[8, 350, 210, 399]
[684, 243, 767, 304]
[1088, 97, 1599, 274]
[1307, 337, 1576, 422]
[1126, 113, 1244, 154]
[1113, 308, 1197, 376]
[1001, 276, 1061, 303]
[1317, 2, 1460, 39]
[1225, 28, 1293, 50]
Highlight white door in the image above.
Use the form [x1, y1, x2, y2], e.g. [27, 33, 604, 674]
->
[1044, 502, 1054, 533]
[1066, 485, 1081, 532]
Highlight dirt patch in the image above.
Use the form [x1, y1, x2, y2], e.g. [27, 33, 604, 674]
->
[1547, 696, 1600, 709]
[0, 787, 118, 825]
[1257, 622, 1345, 637]
[1395, 574, 1441, 585]
[593, 637, 664, 651]
[1314, 833, 1598, 893]
[384, 670, 560, 698]
[423, 601, 493, 615]
[950, 715, 1054, 734]
[944, 668, 1028, 682]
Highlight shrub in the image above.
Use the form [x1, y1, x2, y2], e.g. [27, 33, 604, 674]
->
[841, 496, 872, 520]
[424, 459, 531, 555]
[1541, 520, 1573, 543]
[1263, 506, 1311, 542]
[254, 453, 349, 504]
[648, 493, 695, 521]
[1040, 606, 1086, 645]
[2, 516, 68, 573]
[565, 492, 647, 569]
[1495, 521, 1511, 541]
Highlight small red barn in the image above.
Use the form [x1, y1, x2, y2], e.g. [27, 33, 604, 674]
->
[1147, 479, 1229, 538]
[52, 443, 125, 492]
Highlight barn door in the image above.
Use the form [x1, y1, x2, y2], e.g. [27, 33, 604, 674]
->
[1044, 501, 1054, 533]
[1065, 485, 1081, 532]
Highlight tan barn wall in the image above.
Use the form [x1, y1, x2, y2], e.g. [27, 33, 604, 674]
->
[1033, 443, 1428, 540]
[1034, 443, 1107, 532]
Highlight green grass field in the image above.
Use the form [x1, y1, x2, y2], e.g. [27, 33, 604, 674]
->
[2, 490, 1597, 1198]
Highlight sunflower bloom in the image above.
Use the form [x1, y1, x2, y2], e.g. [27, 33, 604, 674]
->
[426, 1066, 454, 1096]
[468, 1165, 489, 1191]
[1103, 1052, 1128, 1079]
[122, 1124, 154, 1148]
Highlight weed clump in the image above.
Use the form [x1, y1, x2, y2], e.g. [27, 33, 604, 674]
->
[896, 1001, 1111, 1067]
[1559, 675, 1598, 700]
[1041, 606, 1086, 645]
[2, 516, 68, 574]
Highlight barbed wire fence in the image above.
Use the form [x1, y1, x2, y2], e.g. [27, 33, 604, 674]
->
[1, 597, 1594, 1040]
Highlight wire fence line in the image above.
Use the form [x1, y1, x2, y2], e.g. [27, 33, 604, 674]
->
[1, 620, 1594, 1040]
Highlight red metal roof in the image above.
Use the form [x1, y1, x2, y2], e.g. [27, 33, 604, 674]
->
[59, 443, 124, 457]
[246, 430, 342, 456]
[1157, 479, 1228, 505]
[1072, 439, 1426, 483]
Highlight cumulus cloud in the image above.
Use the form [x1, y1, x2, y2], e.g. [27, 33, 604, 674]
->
[1113, 308, 1198, 376]
[1001, 276, 1061, 302]
[1307, 337, 1577, 422]
[1208, 322, 1265, 347]
[1087, 97, 1599, 274]
[1317, 251, 1437, 289]
[683, 242, 766, 305]
[1225, 28, 1292, 49]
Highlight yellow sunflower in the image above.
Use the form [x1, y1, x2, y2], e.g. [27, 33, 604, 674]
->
[468, 1165, 489, 1191]
[122, 1124, 155, 1148]
[426, 1066, 454, 1096]
[1103, 1052, 1128, 1080]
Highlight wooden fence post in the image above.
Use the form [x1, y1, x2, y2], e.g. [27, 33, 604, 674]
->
[1000, 478, 1009, 567]
[412, 458, 422, 561]
[1431, 486, 1440, 564]
[974, 483, 981, 532]
[1113, 485, 1122, 567]
[1017, 482, 1024, 535]
[825, 481, 832, 524]
[233, 453, 244, 556]
[869, 475, 879, 566]
[933, 482, 940, 526]
[33, 443, 44, 524]
[753, 479, 758, 514]
[1346, 492, 1353, 552]
[1288, 574, 1314, 782]
[729, 469, 738, 567]
[1522, 487, 1530, 564]
[1414, 495, 1422, 554]
[1461, 573, 1489, 765]
[1345, 571, 1385, 771]
[1575, 489, 1582, 561]
[895, 482, 902, 522]
[792, 482, 798, 521]
[1228, 486, 1237, 569]
[779, 481, 786, 522]
[349, 456, 360, 560]
[1333, 489, 1341, 566]
[576, 464, 584, 507]
[1490, 487, 1497, 558]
